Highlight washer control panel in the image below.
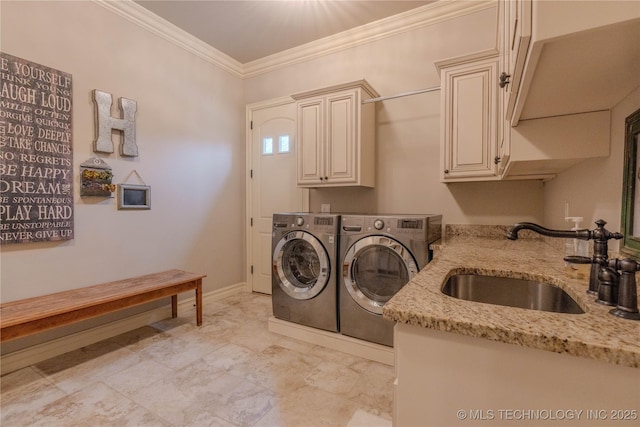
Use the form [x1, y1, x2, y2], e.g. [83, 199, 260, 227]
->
[273, 213, 339, 235]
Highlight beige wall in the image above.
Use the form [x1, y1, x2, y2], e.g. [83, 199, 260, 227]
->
[243, 5, 545, 224]
[0, 0, 246, 309]
[544, 86, 640, 248]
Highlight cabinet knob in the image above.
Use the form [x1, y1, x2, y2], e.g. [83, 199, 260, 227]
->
[444, 169, 449, 174]
[324, 176, 328, 180]
[499, 72, 511, 88]
[320, 177, 324, 181]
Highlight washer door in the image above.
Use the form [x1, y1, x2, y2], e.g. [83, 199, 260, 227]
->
[273, 231, 330, 300]
[343, 236, 418, 314]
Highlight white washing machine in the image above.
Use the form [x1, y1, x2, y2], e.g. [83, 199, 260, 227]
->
[272, 212, 340, 332]
[339, 214, 442, 346]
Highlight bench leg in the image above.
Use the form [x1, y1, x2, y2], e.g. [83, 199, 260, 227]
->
[171, 295, 178, 318]
[195, 279, 202, 326]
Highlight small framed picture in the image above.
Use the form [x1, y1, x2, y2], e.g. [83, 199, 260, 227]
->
[117, 184, 151, 210]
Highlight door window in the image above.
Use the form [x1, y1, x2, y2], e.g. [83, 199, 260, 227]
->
[263, 135, 291, 155]
[262, 137, 274, 155]
[279, 135, 290, 153]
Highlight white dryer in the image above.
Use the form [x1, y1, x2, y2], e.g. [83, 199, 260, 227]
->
[272, 213, 340, 332]
[339, 214, 442, 346]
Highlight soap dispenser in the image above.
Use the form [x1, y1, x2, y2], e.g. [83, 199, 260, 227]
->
[565, 216, 589, 258]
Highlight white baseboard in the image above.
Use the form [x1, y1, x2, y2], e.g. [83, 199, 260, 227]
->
[268, 316, 395, 366]
[0, 282, 246, 375]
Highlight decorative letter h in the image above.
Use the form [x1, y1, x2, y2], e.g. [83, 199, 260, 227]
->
[93, 89, 138, 157]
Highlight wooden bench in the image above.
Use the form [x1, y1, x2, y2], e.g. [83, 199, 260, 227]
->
[0, 269, 206, 342]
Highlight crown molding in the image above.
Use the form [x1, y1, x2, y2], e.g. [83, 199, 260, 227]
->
[434, 48, 500, 76]
[243, 0, 496, 78]
[92, 0, 495, 80]
[291, 79, 380, 100]
[92, 0, 244, 78]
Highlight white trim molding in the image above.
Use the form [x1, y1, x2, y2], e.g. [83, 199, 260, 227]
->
[0, 282, 247, 375]
[92, 0, 495, 79]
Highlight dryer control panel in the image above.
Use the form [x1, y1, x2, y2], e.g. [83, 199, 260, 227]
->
[341, 214, 442, 243]
[364, 216, 426, 235]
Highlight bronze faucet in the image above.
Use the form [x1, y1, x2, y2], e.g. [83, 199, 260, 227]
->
[507, 220, 638, 320]
[604, 258, 640, 320]
[506, 222, 591, 241]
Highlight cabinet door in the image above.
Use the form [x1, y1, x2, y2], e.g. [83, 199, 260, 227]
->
[326, 90, 357, 184]
[497, 99, 511, 176]
[441, 57, 499, 181]
[294, 81, 376, 188]
[497, 1, 513, 174]
[504, 0, 532, 120]
[297, 98, 324, 185]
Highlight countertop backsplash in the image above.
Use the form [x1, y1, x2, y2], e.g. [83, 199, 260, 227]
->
[442, 224, 585, 252]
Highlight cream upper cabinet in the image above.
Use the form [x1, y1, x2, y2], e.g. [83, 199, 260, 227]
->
[510, 0, 639, 125]
[496, 0, 531, 175]
[292, 80, 378, 188]
[436, 51, 500, 182]
[494, 0, 636, 180]
[501, 0, 532, 122]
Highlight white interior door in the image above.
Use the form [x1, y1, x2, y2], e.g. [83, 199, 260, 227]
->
[247, 98, 309, 294]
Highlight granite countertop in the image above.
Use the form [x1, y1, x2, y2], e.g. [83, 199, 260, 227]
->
[383, 226, 640, 368]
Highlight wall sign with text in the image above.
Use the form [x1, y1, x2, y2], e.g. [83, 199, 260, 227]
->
[0, 52, 74, 244]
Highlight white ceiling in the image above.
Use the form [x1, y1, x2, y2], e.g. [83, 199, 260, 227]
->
[134, 0, 433, 64]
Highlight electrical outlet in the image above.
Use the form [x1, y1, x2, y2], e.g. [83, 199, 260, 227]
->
[321, 204, 331, 213]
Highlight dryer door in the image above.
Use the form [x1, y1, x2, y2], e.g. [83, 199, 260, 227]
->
[343, 236, 418, 314]
[273, 231, 330, 300]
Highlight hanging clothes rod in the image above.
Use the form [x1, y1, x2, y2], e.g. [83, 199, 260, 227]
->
[363, 86, 441, 104]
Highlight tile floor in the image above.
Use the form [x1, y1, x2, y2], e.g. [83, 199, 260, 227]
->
[0, 292, 394, 427]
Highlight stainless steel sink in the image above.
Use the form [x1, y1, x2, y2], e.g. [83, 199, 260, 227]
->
[442, 274, 585, 314]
